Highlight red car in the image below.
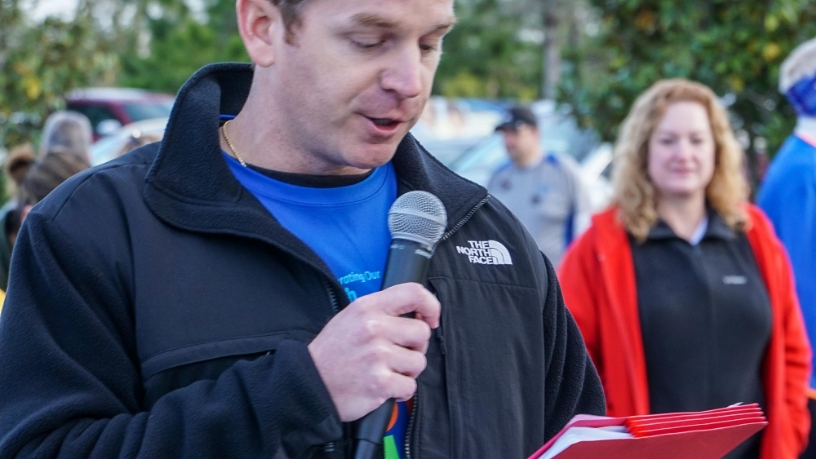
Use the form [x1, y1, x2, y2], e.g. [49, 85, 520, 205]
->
[64, 88, 175, 141]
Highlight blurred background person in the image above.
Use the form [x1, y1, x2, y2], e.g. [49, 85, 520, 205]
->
[756, 36, 816, 459]
[18, 146, 91, 224]
[559, 79, 810, 459]
[0, 143, 36, 293]
[488, 106, 591, 268]
[0, 146, 92, 295]
[3, 143, 36, 203]
[38, 110, 93, 163]
[115, 130, 163, 159]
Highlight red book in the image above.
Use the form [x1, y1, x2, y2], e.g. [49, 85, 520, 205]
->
[528, 404, 767, 459]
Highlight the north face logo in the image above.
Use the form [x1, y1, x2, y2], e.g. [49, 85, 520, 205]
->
[455, 240, 513, 265]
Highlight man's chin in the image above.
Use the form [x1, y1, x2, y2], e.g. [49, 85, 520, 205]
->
[345, 142, 401, 170]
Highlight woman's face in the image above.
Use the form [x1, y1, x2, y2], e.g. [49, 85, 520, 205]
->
[647, 101, 716, 201]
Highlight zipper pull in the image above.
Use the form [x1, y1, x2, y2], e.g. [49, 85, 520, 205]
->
[430, 289, 447, 355]
[435, 325, 447, 355]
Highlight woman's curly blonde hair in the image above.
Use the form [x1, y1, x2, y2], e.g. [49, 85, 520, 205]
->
[612, 79, 749, 241]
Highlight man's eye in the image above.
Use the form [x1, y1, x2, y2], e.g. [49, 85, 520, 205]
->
[352, 38, 384, 49]
[420, 43, 439, 53]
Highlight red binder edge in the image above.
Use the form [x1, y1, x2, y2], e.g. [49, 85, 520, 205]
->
[528, 406, 766, 459]
[528, 421, 767, 459]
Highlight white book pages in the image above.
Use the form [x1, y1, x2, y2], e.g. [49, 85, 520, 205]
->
[540, 426, 632, 459]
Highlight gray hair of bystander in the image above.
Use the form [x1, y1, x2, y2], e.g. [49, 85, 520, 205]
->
[39, 111, 93, 162]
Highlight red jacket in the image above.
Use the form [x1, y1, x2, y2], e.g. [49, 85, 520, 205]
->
[559, 205, 811, 459]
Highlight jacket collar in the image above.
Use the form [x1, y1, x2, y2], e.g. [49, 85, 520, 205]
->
[646, 208, 735, 242]
[143, 63, 486, 273]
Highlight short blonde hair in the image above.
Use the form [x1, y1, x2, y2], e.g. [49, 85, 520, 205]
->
[612, 79, 748, 241]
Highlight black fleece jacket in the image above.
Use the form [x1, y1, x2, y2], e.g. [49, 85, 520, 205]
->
[0, 63, 604, 458]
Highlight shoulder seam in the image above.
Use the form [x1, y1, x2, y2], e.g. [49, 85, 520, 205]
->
[44, 162, 150, 223]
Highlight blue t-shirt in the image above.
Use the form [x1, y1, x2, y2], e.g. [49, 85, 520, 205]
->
[757, 134, 816, 387]
[224, 153, 410, 458]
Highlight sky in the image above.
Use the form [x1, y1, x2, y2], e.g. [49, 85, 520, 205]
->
[27, 0, 78, 21]
[25, 0, 206, 22]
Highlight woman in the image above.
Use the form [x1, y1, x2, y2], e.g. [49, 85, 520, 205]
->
[18, 146, 91, 224]
[559, 79, 810, 459]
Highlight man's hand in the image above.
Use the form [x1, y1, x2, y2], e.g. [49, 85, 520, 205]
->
[307, 283, 440, 422]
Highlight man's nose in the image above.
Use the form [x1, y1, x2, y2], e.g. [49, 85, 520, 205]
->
[380, 46, 424, 99]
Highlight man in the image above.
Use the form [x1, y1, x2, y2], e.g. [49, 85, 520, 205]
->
[0, 0, 604, 458]
[488, 106, 591, 268]
[757, 36, 816, 458]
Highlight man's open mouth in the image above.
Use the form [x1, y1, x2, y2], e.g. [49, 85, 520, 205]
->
[370, 117, 399, 127]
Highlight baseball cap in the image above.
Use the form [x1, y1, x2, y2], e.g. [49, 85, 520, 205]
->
[495, 106, 538, 132]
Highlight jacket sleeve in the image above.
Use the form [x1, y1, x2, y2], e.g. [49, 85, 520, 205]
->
[540, 249, 606, 440]
[557, 228, 601, 372]
[767, 225, 812, 454]
[0, 212, 343, 458]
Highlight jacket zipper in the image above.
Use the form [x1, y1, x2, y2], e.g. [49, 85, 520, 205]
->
[319, 278, 342, 455]
[439, 196, 490, 244]
[404, 194, 489, 459]
[322, 278, 340, 314]
[405, 391, 419, 459]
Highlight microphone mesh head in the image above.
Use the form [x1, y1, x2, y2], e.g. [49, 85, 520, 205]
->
[388, 191, 447, 249]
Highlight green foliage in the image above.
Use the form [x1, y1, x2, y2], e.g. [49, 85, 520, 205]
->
[119, 0, 249, 94]
[0, 3, 117, 147]
[435, 0, 543, 100]
[0, 0, 250, 153]
[561, 0, 816, 166]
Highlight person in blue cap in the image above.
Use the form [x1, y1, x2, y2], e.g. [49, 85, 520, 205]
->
[757, 36, 816, 457]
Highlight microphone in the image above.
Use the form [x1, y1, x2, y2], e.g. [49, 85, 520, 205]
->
[354, 191, 447, 459]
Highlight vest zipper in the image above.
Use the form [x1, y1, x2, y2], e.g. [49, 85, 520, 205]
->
[404, 195, 488, 459]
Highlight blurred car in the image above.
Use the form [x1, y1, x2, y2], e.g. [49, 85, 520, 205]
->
[579, 143, 614, 211]
[90, 117, 168, 166]
[410, 96, 508, 165]
[65, 88, 174, 141]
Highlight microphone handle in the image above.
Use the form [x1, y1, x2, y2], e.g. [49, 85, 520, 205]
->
[353, 399, 395, 459]
[353, 238, 432, 459]
[380, 239, 433, 290]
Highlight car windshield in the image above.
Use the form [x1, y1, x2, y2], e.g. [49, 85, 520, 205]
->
[123, 101, 173, 122]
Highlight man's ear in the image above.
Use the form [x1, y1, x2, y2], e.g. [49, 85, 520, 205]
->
[236, 0, 283, 67]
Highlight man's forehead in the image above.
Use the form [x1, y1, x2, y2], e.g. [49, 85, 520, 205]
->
[349, 10, 456, 30]
[308, 0, 455, 29]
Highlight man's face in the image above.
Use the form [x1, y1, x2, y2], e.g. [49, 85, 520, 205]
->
[269, 0, 455, 174]
[500, 124, 540, 166]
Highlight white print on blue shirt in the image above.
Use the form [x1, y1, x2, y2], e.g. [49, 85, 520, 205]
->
[337, 270, 382, 301]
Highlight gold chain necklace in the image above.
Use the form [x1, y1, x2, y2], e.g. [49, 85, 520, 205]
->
[221, 120, 247, 167]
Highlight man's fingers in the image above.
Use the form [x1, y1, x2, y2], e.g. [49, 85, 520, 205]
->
[385, 316, 432, 352]
[377, 283, 441, 328]
[388, 374, 418, 402]
[387, 345, 428, 378]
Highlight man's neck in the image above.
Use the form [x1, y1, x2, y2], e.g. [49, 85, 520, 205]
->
[795, 117, 816, 145]
[219, 82, 371, 176]
[514, 149, 544, 168]
[656, 194, 707, 242]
